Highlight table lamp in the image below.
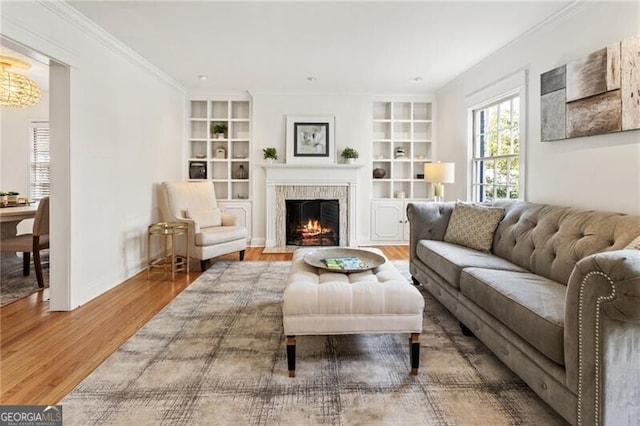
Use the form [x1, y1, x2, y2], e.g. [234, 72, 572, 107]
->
[424, 162, 455, 202]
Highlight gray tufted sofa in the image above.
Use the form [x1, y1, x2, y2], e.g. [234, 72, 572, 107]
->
[407, 200, 640, 426]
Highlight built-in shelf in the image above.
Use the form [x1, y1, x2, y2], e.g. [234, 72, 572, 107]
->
[188, 98, 251, 201]
[372, 100, 435, 200]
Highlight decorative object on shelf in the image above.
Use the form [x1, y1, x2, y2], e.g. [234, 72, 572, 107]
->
[286, 115, 336, 164]
[394, 147, 406, 159]
[215, 146, 226, 159]
[416, 173, 424, 179]
[340, 146, 359, 164]
[212, 122, 228, 139]
[237, 194, 248, 199]
[0, 56, 41, 108]
[235, 164, 248, 180]
[540, 34, 640, 141]
[263, 147, 278, 163]
[373, 168, 386, 179]
[195, 154, 206, 159]
[424, 162, 455, 202]
[396, 191, 406, 199]
[189, 162, 207, 180]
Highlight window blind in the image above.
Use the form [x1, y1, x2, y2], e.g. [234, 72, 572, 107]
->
[30, 122, 50, 201]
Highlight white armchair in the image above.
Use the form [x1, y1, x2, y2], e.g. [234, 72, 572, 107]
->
[160, 181, 246, 270]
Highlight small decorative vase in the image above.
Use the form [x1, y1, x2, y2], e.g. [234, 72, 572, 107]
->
[373, 168, 386, 179]
[265, 158, 274, 164]
[346, 158, 355, 165]
[235, 164, 248, 180]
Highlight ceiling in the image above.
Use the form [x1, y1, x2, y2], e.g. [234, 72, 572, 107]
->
[66, 1, 573, 94]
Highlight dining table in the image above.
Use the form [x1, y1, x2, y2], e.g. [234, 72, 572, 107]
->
[0, 204, 38, 239]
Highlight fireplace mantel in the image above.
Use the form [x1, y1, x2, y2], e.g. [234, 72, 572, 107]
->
[262, 163, 364, 183]
[262, 164, 363, 249]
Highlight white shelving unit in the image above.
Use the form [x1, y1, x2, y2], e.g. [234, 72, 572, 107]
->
[371, 99, 435, 243]
[188, 99, 251, 201]
[372, 100, 434, 200]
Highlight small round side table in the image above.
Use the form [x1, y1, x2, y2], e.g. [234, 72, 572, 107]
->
[147, 221, 190, 280]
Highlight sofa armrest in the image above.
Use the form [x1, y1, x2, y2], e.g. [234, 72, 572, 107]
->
[564, 249, 640, 425]
[221, 212, 238, 226]
[406, 202, 454, 261]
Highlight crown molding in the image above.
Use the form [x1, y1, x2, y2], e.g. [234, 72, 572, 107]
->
[38, 1, 185, 93]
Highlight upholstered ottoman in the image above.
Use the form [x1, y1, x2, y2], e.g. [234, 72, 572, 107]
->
[282, 247, 425, 377]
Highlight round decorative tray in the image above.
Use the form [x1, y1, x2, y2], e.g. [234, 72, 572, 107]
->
[303, 248, 386, 273]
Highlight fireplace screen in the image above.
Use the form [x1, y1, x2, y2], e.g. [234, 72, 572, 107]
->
[286, 199, 339, 246]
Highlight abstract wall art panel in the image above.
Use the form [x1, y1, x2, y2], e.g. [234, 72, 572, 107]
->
[621, 36, 640, 130]
[541, 34, 640, 141]
[566, 47, 608, 102]
[541, 89, 566, 141]
[566, 90, 622, 138]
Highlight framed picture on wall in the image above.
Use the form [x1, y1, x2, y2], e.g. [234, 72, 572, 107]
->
[286, 115, 335, 164]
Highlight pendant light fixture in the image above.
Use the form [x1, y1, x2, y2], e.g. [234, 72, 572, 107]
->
[0, 55, 42, 108]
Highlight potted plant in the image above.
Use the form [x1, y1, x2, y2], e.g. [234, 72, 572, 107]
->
[341, 147, 359, 164]
[263, 147, 278, 163]
[0, 192, 6, 206]
[212, 122, 228, 139]
[6, 191, 19, 203]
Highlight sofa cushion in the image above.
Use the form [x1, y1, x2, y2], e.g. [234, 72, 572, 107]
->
[626, 235, 640, 249]
[492, 200, 640, 285]
[186, 208, 222, 228]
[195, 226, 247, 246]
[416, 240, 527, 289]
[460, 267, 566, 365]
[444, 201, 505, 252]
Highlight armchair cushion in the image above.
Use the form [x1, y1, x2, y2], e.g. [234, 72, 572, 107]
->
[195, 226, 247, 246]
[186, 208, 222, 229]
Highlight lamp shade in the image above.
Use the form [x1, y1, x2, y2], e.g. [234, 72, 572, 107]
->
[424, 162, 455, 184]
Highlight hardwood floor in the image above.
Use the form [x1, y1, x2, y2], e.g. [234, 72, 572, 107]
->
[0, 245, 408, 405]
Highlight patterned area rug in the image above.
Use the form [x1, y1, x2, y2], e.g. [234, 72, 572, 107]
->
[0, 250, 49, 306]
[61, 260, 565, 425]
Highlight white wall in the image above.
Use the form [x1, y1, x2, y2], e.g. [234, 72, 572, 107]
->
[250, 92, 374, 244]
[2, 2, 185, 308]
[437, 2, 640, 214]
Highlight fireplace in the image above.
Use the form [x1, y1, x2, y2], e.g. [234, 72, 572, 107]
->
[286, 199, 339, 246]
[262, 164, 362, 250]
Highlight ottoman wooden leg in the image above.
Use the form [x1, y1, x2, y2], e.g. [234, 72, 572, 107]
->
[286, 335, 296, 378]
[410, 333, 420, 375]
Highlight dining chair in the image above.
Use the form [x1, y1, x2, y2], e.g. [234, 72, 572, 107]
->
[0, 197, 50, 287]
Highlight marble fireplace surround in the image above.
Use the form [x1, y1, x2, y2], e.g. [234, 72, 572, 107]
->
[262, 164, 363, 249]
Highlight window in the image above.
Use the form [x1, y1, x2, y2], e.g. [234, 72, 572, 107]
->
[30, 121, 50, 201]
[471, 93, 522, 202]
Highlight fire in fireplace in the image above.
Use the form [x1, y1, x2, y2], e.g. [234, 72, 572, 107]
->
[286, 199, 339, 246]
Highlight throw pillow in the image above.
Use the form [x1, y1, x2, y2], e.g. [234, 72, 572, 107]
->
[626, 235, 640, 250]
[444, 201, 505, 252]
[186, 208, 222, 229]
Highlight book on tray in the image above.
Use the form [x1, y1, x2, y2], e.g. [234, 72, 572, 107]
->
[322, 256, 367, 270]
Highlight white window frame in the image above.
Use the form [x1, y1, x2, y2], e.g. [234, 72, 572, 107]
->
[30, 121, 50, 201]
[465, 70, 527, 202]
